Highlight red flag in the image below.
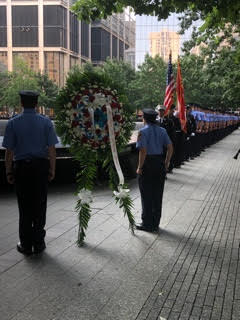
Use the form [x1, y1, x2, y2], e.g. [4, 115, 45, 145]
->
[176, 58, 186, 132]
[163, 52, 175, 114]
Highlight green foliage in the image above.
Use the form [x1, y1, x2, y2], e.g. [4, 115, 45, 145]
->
[0, 58, 59, 110]
[36, 73, 59, 109]
[71, 0, 240, 25]
[129, 54, 167, 110]
[0, 58, 39, 109]
[115, 191, 135, 234]
[101, 59, 137, 112]
[180, 48, 240, 110]
[75, 202, 91, 246]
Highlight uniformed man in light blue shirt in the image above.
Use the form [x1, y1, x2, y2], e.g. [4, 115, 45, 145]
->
[136, 109, 173, 232]
[3, 90, 58, 255]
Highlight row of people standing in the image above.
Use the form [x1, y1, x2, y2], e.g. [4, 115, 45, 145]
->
[155, 104, 240, 173]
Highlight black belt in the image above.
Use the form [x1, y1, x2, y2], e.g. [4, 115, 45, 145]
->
[15, 158, 48, 165]
[146, 154, 164, 159]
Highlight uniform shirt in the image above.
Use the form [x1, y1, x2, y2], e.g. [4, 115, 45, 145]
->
[3, 109, 58, 160]
[136, 123, 171, 155]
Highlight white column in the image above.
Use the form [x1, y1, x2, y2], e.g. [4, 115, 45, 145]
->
[89, 22, 91, 61]
[6, 0, 12, 71]
[66, 1, 70, 75]
[110, 17, 112, 59]
[79, 18, 81, 65]
[38, 0, 44, 73]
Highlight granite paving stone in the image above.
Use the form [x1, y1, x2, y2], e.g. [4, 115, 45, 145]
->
[1, 129, 240, 320]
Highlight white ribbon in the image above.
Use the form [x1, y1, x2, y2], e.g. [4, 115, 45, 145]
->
[106, 104, 125, 187]
[78, 188, 93, 205]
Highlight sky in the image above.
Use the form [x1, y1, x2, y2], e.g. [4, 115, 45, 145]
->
[135, 14, 201, 67]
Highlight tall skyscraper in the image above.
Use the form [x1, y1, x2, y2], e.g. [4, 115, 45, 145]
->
[0, 1, 135, 85]
[149, 30, 180, 63]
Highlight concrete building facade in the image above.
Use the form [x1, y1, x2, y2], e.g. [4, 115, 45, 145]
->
[0, 1, 135, 86]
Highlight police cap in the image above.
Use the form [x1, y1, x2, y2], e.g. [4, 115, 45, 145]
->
[19, 90, 39, 108]
[142, 108, 158, 122]
[156, 105, 165, 111]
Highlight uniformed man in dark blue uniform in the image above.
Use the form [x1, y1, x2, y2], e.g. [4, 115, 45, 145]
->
[3, 91, 58, 255]
[136, 109, 173, 232]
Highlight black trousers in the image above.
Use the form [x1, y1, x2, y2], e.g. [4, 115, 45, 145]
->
[14, 159, 49, 249]
[138, 155, 166, 229]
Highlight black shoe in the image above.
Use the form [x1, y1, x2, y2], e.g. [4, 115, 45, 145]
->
[33, 242, 46, 254]
[136, 224, 154, 232]
[17, 242, 32, 255]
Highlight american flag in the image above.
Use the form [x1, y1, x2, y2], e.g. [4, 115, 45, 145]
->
[176, 57, 186, 132]
[163, 52, 175, 113]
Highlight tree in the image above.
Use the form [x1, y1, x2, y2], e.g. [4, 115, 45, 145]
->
[0, 71, 9, 109]
[129, 54, 167, 110]
[180, 48, 240, 110]
[72, 0, 240, 25]
[36, 73, 59, 109]
[0, 58, 39, 109]
[0, 58, 59, 111]
[101, 59, 136, 112]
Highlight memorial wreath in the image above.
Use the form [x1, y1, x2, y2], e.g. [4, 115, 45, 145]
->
[55, 64, 135, 245]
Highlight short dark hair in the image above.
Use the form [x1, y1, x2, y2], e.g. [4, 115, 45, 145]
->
[20, 96, 38, 108]
[19, 90, 39, 108]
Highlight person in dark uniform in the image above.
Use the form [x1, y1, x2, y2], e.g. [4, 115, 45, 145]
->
[166, 105, 180, 170]
[3, 91, 58, 255]
[156, 105, 174, 175]
[136, 109, 173, 232]
[186, 105, 197, 159]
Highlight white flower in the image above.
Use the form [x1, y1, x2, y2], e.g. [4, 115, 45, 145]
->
[78, 189, 93, 204]
[94, 93, 107, 105]
[113, 186, 130, 199]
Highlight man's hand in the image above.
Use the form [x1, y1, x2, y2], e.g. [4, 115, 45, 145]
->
[48, 146, 56, 182]
[48, 170, 55, 182]
[136, 167, 143, 175]
[165, 160, 170, 171]
[6, 172, 14, 184]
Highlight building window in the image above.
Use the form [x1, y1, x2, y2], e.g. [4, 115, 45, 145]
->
[101, 29, 110, 61]
[112, 35, 118, 58]
[119, 40, 124, 60]
[44, 5, 67, 48]
[12, 6, 38, 47]
[70, 13, 79, 53]
[91, 28, 101, 62]
[0, 6, 7, 47]
[81, 21, 89, 58]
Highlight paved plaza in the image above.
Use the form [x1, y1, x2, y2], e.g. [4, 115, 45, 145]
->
[0, 129, 240, 320]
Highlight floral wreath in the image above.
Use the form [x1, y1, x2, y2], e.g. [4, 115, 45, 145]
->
[65, 87, 123, 149]
[56, 64, 135, 245]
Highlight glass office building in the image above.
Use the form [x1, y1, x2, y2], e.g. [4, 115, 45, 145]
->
[0, 1, 135, 85]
